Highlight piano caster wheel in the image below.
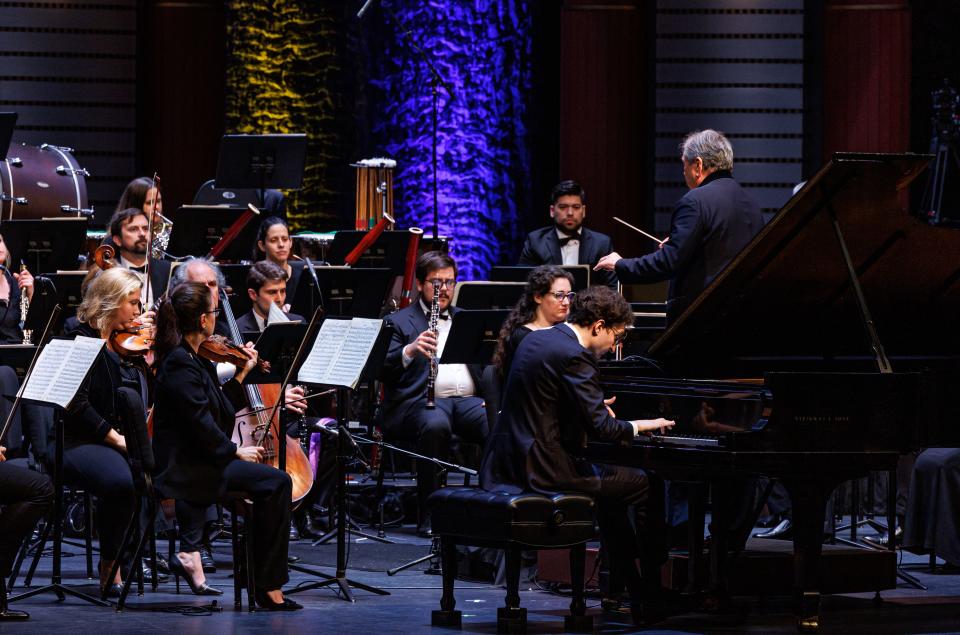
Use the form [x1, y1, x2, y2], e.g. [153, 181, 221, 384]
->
[797, 615, 820, 632]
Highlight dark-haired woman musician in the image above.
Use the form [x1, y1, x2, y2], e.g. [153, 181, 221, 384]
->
[254, 216, 303, 305]
[152, 281, 300, 609]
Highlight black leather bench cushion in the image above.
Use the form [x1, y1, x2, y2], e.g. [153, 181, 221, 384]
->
[428, 488, 595, 548]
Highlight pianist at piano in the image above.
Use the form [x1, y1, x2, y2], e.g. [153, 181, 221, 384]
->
[594, 128, 763, 323]
[479, 286, 675, 625]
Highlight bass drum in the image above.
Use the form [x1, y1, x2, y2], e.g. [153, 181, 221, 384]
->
[1, 143, 91, 220]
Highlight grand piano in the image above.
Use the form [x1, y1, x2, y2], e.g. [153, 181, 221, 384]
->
[588, 153, 960, 630]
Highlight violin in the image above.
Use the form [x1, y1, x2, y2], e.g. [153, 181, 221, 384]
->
[109, 326, 154, 358]
[198, 333, 271, 373]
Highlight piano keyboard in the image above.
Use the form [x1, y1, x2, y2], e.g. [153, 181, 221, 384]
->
[645, 433, 724, 448]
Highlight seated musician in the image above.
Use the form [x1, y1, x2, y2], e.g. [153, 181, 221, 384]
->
[116, 176, 163, 224]
[480, 286, 674, 625]
[0, 234, 53, 466]
[235, 261, 304, 333]
[62, 267, 154, 596]
[518, 180, 617, 288]
[108, 207, 171, 308]
[254, 216, 304, 303]
[491, 265, 574, 385]
[152, 281, 301, 609]
[0, 445, 53, 620]
[595, 129, 763, 323]
[381, 251, 488, 536]
[903, 448, 960, 566]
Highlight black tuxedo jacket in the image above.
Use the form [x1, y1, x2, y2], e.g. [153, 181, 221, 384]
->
[480, 324, 634, 495]
[115, 257, 171, 302]
[234, 309, 305, 334]
[380, 303, 482, 427]
[614, 171, 762, 322]
[154, 342, 246, 503]
[518, 226, 617, 288]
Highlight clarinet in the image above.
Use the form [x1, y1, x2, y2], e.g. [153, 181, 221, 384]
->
[19, 263, 31, 345]
[425, 281, 440, 409]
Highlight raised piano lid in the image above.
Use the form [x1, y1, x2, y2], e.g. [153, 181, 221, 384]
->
[647, 152, 960, 373]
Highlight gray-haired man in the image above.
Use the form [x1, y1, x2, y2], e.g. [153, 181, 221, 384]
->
[595, 129, 762, 323]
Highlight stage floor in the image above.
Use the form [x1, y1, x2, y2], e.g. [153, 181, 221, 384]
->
[7, 522, 960, 634]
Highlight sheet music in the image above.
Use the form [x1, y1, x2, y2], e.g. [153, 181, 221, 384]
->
[19, 336, 104, 408]
[267, 301, 290, 325]
[298, 318, 382, 389]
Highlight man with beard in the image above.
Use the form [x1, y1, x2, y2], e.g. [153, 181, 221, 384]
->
[519, 180, 618, 288]
[108, 207, 171, 307]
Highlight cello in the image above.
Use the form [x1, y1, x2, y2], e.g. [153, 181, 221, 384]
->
[219, 287, 314, 507]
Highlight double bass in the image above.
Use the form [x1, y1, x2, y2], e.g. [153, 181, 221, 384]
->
[219, 287, 314, 507]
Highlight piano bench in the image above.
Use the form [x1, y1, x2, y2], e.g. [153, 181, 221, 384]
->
[427, 488, 596, 633]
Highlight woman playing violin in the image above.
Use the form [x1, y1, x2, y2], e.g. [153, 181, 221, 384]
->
[151, 281, 300, 609]
[62, 267, 154, 595]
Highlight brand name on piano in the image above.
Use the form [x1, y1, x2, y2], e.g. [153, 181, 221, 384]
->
[793, 415, 851, 425]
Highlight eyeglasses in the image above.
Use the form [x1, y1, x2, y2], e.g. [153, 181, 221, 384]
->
[554, 203, 583, 212]
[204, 308, 222, 316]
[608, 326, 629, 346]
[549, 291, 576, 302]
[426, 279, 457, 290]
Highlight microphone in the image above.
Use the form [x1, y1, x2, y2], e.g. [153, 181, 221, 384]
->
[356, 0, 376, 18]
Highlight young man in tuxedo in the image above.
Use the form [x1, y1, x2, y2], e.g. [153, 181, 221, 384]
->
[235, 261, 304, 333]
[381, 251, 488, 536]
[109, 207, 170, 307]
[480, 286, 674, 624]
[518, 180, 618, 288]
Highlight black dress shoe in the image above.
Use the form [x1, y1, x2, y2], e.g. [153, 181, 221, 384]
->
[255, 590, 303, 611]
[142, 559, 169, 583]
[103, 583, 123, 598]
[754, 518, 793, 540]
[154, 554, 170, 574]
[863, 525, 903, 549]
[200, 545, 216, 574]
[289, 522, 300, 541]
[168, 557, 223, 596]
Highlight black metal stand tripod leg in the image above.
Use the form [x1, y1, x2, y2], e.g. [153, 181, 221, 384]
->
[286, 389, 389, 601]
[387, 536, 441, 576]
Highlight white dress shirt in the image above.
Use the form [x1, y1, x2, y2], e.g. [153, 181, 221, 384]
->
[557, 228, 580, 266]
[401, 300, 476, 398]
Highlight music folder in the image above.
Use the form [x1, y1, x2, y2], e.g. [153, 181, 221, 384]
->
[289, 266, 392, 319]
[297, 317, 390, 390]
[439, 310, 510, 366]
[489, 264, 591, 290]
[17, 336, 104, 409]
[166, 205, 259, 261]
[451, 281, 524, 310]
[0, 218, 87, 274]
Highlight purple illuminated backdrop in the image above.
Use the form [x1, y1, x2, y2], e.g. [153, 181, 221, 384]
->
[371, 1, 533, 280]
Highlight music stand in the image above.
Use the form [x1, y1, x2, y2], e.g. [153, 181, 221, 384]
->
[451, 281, 524, 310]
[286, 318, 392, 601]
[0, 112, 16, 160]
[439, 310, 509, 366]
[489, 264, 591, 290]
[0, 345, 34, 383]
[253, 322, 308, 384]
[328, 230, 412, 274]
[166, 206, 258, 261]
[33, 272, 85, 326]
[0, 219, 87, 273]
[290, 266, 392, 319]
[214, 134, 307, 208]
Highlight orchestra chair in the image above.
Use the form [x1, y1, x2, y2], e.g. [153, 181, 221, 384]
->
[428, 488, 595, 633]
[165, 491, 256, 611]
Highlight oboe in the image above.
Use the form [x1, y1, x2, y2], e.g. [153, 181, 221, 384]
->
[19, 263, 31, 345]
[425, 281, 440, 409]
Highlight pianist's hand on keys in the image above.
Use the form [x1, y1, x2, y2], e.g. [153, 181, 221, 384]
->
[631, 418, 675, 436]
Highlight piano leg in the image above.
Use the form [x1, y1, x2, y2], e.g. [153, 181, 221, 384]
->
[782, 478, 832, 632]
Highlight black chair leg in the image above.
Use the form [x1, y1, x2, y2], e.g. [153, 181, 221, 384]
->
[498, 544, 527, 633]
[431, 537, 461, 628]
[231, 504, 241, 610]
[564, 544, 594, 632]
[243, 501, 256, 613]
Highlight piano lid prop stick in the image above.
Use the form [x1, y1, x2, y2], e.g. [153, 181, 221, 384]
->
[612, 216, 666, 246]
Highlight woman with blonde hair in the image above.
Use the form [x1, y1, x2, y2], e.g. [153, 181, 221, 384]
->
[62, 267, 153, 596]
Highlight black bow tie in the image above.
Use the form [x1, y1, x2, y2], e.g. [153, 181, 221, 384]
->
[129, 265, 146, 274]
[558, 233, 581, 247]
[423, 309, 450, 321]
